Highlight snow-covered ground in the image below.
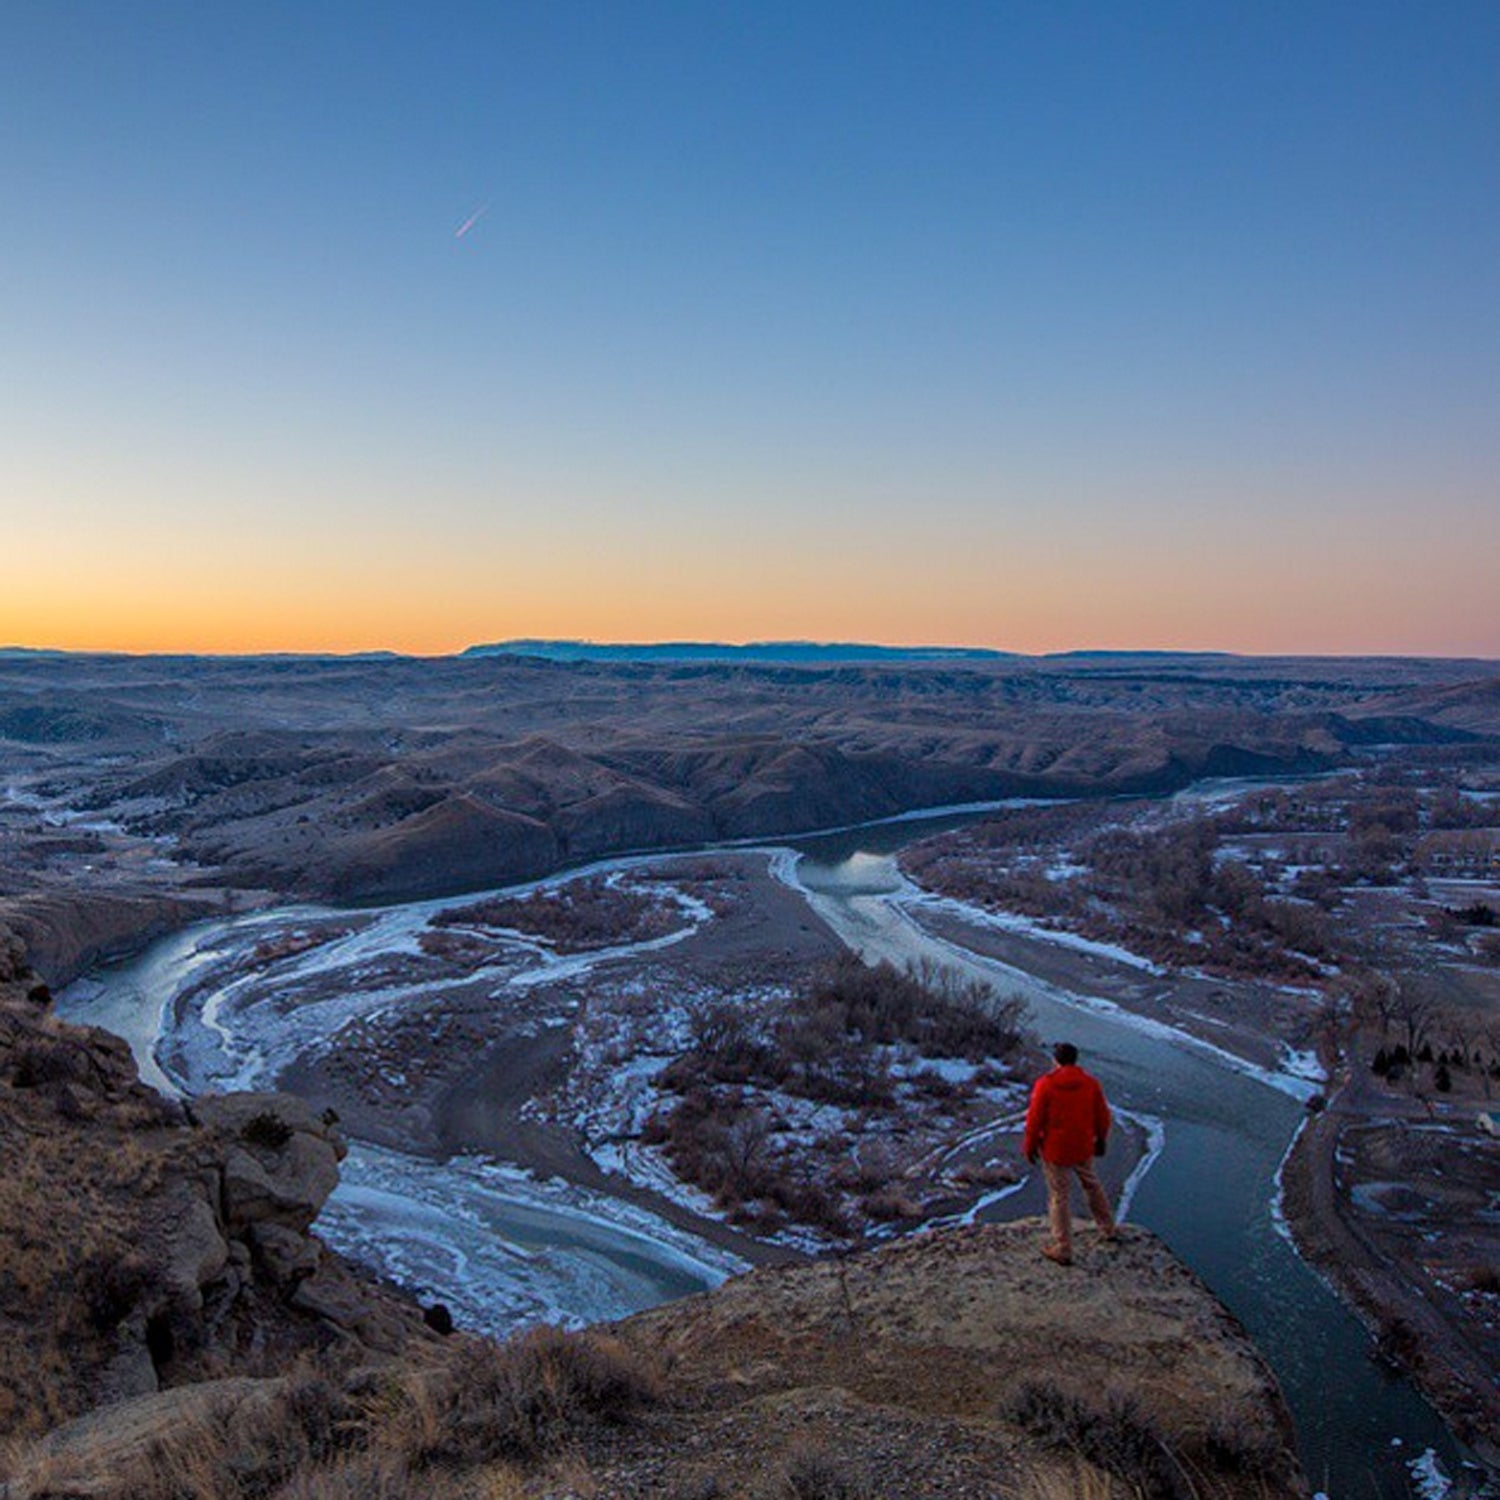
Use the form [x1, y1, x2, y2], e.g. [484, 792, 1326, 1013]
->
[150, 868, 716, 1096]
[539, 960, 1030, 1253]
[911, 886, 1168, 974]
[893, 899, 1326, 1103]
[61, 864, 749, 1334]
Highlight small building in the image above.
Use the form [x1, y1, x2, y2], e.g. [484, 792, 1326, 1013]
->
[1417, 830, 1500, 878]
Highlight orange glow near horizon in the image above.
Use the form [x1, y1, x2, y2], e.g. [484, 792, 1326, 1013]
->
[4, 525, 1497, 660]
[5, 7, 1499, 668]
[5, 437, 1498, 661]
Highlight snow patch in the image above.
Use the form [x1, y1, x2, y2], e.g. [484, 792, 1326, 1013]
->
[1407, 1448, 1454, 1499]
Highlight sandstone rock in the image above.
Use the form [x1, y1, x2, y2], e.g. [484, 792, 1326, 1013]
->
[92, 1318, 159, 1409]
[155, 1182, 230, 1306]
[248, 1222, 321, 1285]
[0, 926, 28, 984]
[608, 1219, 1310, 1496]
[7, 1218, 1309, 1499]
[1, 997, 428, 1444]
[194, 1090, 346, 1155]
[289, 1273, 376, 1334]
[196, 1092, 344, 1234]
[14, 1379, 286, 1499]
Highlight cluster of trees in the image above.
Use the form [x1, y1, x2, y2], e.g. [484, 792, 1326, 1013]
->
[641, 956, 1027, 1237]
[908, 804, 1341, 979]
[1355, 972, 1500, 1097]
[432, 877, 682, 952]
[1216, 774, 1500, 886]
[912, 764, 1500, 986]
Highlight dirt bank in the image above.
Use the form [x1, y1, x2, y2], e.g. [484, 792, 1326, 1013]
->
[910, 900, 1317, 1078]
[1279, 1065, 1500, 1462]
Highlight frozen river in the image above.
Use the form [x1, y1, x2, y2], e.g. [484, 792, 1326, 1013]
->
[60, 812, 1484, 1497]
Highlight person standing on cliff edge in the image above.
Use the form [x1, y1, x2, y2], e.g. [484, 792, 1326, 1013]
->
[1023, 1041, 1117, 1265]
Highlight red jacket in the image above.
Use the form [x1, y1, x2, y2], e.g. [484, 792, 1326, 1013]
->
[1023, 1064, 1111, 1167]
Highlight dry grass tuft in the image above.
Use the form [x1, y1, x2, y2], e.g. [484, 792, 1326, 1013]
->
[1003, 1380, 1195, 1500]
[367, 1325, 661, 1467]
[779, 1446, 875, 1498]
[1009, 1458, 1133, 1499]
[4, 1327, 656, 1500]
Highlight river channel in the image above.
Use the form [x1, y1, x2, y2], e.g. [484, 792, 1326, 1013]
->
[59, 809, 1483, 1497]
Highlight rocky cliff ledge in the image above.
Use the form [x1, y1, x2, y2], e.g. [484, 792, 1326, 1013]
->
[0, 936, 432, 1442]
[0, 932, 1307, 1499]
[595, 1221, 1308, 1496]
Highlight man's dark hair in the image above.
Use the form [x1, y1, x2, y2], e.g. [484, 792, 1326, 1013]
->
[1053, 1041, 1079, 1066]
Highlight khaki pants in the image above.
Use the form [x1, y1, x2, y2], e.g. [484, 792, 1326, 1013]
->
[1042, 1157, 1116, 1257]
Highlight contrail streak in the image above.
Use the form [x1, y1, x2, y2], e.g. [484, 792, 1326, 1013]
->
[454, 204, 490, 239]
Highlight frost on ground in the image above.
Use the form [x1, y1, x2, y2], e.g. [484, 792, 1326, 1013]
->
[141, 863, 719, 1107]
[1406, 1446, 1455, 1499]
[900, 795, 1345, 985]
[533, 953, 1038, 1250]
[318, 1141, 744, 1336]
[431, 869, 711, 953]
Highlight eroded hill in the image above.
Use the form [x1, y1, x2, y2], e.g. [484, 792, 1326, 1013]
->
[2, 649, 1496, 984]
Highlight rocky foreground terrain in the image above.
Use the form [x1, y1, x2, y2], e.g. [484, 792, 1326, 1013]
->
[0, 933, 1309, 1498]
[2, 647, 1497, 987]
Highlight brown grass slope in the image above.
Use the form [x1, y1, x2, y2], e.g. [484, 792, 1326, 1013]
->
[0, 939, 430, 1442]
[5, 1226, 1309, 1500]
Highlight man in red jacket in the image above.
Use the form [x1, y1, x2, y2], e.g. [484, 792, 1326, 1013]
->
[1023, 1041, 1117, 1265]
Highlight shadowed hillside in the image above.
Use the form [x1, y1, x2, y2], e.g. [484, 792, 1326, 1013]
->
[1, 649, 1496, 982]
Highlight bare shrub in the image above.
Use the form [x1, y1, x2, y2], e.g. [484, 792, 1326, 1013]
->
[77, 1250, 162, 1331]
[669, 1476, 726, 1500]
[51, 1380, 356, 1500]
[1465, 1264, 1500, 1295]
[645, 954, 1031, 1237]
[1010, 1460, 1123, 1500]
[1200, 1411, 1289, 1476]
[862, 1188, 921, 1222]
[1003, 1381, 1192, 1499]
[793, 955, 1025, 1064]
[243, 1110, 295, 1150]
[373, 1327, 660, 1467]
[10, 1036, 92, 1089]
[432, 876, 683, 952]
[783, 1447, 874, 1499]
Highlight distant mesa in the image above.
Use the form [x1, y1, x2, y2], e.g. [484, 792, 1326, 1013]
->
[462, 638, 1018, 665]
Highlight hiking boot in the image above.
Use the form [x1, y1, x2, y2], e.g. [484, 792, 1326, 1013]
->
[1041, 1244, 1073, 1266]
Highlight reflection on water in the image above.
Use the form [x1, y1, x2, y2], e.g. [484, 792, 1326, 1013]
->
[793, 848, 905, 895]
[793, 840, 1477, 1498]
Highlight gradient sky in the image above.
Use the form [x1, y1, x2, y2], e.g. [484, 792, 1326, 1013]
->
[2, 2, 1497, 657]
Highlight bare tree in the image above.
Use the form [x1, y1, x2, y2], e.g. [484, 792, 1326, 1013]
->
[1389, 982, 1436, 1059]
[1481, 1022, 1500, 1101]
[723, 1108, 771, 1196]
[1343, 969, 1399, 1038]
[1442, 1011, 1478, 1074]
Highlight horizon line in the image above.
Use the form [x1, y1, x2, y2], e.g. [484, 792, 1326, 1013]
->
[3, 638, 1499, 666]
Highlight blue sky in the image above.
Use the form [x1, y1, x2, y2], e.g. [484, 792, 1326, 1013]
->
[2, 2, 1497, 654]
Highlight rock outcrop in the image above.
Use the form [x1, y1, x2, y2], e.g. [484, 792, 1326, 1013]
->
[6, 1222, 1310, 1499]
[0, 935, 429, 1439]
[596, 1219, 1309, 1496]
